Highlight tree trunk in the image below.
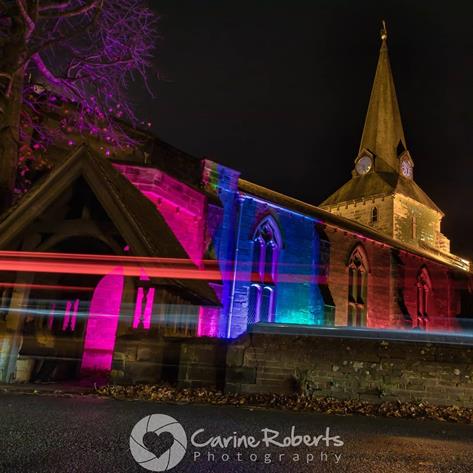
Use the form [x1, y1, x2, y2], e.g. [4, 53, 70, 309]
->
[0, 69, 24, 210]
[0, 13, 27, 212]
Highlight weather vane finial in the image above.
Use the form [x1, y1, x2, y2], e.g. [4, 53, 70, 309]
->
[381, 20, 388, 41]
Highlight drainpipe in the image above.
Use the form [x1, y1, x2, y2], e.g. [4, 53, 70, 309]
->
[227, 195, 245, 338]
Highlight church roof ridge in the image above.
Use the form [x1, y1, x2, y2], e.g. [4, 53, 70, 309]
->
[239, 178, 469, 273]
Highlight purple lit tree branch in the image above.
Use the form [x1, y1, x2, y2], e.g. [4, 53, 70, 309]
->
[0, 0, 158, 203]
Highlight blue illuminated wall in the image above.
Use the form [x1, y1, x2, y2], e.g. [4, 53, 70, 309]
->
[201, 160, 240, 338]
[226, 196, 328, 337]
[202, 160, 332, 339]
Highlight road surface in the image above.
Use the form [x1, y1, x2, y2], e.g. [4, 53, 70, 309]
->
[0, 393, 472, 472]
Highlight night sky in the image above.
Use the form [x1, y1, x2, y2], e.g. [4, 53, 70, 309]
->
[134, 0, 473, 260]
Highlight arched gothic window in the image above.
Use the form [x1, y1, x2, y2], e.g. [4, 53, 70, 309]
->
[248, 217, 281, 324]
[347, 246, 369, 327]
[416, 267, 431, 330]
[371, 206, 378, 224]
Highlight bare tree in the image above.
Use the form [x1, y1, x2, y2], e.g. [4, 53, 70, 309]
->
[0, 0, 158, 206]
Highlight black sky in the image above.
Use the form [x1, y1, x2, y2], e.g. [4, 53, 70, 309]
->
[135, 0, 473, 260]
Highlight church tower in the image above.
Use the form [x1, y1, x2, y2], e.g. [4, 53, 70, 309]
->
[321, 22, 451, 254]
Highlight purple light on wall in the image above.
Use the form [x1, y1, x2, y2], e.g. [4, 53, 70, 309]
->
[197, 283, 222, 337]
[132, 287, 144, 329]
[48, 304, 55, 330]
[132, 271, 154, 330]
[70, 299, 79, 331]
[143, 288, 154, 329]
[197, 306, 219, 337]
[62, 300, 72, 331]
[81, 267, 124, 374]
[62, 299, 80, 331]
[132, 287, 155, 330]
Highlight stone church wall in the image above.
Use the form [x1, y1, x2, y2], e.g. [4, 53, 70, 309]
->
[322, 226, 466, 331]
[393, 195, 448, 252]
[325, 195, 394, 236]
[397, 253, 460, 330]
[324, 228, 393, 328]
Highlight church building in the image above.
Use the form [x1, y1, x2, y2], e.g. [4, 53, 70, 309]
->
[0, 27, 471, 384]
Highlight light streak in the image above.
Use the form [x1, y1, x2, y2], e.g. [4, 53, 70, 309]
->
[0, 250, 332, 284]
[0, 282, 94, 292]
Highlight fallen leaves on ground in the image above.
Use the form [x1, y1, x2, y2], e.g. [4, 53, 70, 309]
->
[95, 384, 473, 424]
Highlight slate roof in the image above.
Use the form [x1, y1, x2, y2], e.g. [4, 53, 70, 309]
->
[112, 135, 221, 206]
[358, 33, 406, 172]
[321, 171, 443, 214]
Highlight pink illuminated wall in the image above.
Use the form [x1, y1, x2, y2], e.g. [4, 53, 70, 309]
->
[115, 164, 206, 267]
[197, 283, 222, 337]
[80, 267, 124, 373]
[197, 306, 220, 337]
[115, 164, 224, 337]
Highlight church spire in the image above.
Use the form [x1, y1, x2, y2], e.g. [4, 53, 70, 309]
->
[358, 21, 407, 173]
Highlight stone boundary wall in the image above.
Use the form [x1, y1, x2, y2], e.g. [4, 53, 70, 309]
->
[112, 336, 228, 390]
[225, 333, 473, 407]
[109, 332, 473, 407]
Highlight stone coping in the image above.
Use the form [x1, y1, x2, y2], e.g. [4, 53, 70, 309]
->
[248, 323, 473, 346]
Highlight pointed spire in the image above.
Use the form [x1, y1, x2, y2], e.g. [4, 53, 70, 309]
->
[358, 21, 407, 173]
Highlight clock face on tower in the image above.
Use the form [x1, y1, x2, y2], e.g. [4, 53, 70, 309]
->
[400, 159, 413, 178]
[355, 155, 373, 175]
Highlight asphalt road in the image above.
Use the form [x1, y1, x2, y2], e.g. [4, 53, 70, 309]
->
[0, 393, 472, 473]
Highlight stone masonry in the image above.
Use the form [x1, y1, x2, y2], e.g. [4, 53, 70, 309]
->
[225, 332, 473, 407]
